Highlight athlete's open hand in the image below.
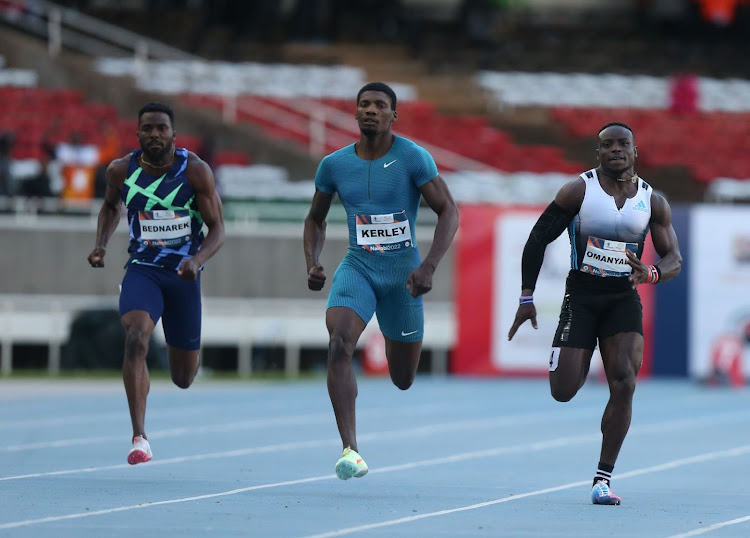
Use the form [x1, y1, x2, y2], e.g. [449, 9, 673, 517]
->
[625, 250, 648, 289]
[407, 264, 433, 298]
[507, 303, 538, 341]
[307, 264, 326, 291]
[87, 247, 106, 268]
[177, 258, 201, 281]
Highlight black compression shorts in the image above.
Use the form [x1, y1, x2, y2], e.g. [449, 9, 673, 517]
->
[552, 271, 643, 350]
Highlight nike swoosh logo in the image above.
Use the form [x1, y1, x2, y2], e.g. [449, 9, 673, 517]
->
[384, 160, 397, 168]
[401, 330, 419, 337]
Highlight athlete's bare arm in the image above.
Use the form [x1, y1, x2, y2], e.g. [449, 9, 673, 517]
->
[304, 189, 333, 291]
[87, 155, 129, 268]
[178, 152, 225, 280]
[407, 175, 459, 297]
[625, 193, 682, 286]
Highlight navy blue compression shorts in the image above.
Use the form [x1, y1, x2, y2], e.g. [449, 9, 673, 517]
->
[119, 263, 202, 350]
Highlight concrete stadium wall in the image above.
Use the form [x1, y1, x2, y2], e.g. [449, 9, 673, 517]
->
[0, 217, 454, 302]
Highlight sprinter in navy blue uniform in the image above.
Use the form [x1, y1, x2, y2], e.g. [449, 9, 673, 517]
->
[88, 102, 225, 464]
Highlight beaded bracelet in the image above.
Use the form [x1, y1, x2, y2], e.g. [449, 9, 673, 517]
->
[519, 295, 534, 305]
[646, 265, 661, 284]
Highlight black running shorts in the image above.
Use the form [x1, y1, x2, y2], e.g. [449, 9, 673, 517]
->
[552, 271, 643, 350]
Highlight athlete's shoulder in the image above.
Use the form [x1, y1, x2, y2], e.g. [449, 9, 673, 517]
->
[185, 148, 208, 168]
[324, 144, 356, 164]
[393, 135, 428, 156]
[184, 149, 214, 187]
[564, 172, 588, 192]
[392, 136, 437, 180]
[106, 152, 134, 183]
[554, 174, 587, 214]
[649, 188, 670, 211]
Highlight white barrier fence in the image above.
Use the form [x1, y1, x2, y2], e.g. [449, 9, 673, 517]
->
[0, 295, 454, 377]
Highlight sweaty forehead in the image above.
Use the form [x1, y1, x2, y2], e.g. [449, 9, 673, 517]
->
[599, 126, 633, 142]
[139, 111, 172, 127]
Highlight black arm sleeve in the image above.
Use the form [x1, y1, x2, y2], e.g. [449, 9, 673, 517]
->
[521, 201, 575, 292]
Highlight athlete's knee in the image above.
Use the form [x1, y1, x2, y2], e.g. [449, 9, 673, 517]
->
[124, 327, 150, 360]
[328, 331, 357, 363]
[550, 383, 579, 403]
[608, 373, 636, 400]
[171, 370, 195, 389]
[390, 371, 415, 391]
[167, 351, 199, 389]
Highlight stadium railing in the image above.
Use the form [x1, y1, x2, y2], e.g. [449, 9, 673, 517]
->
[0, 294, 454, 377]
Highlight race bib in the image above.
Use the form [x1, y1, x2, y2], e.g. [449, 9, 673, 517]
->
[138, 210, 191, 248]
[356, 211, 413, 253]
[580, 236, 637, 277]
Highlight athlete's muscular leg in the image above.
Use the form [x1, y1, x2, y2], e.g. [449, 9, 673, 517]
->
[598, 332, 643, 466]
[384, 338, 422, 390]
[326, 307, 367, 452]
[549, 347, 594, 402]
[121, 310, 156, 439]
[167, 347, 200, 389]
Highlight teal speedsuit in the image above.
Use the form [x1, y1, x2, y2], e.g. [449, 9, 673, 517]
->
[315, 135, 439, 342]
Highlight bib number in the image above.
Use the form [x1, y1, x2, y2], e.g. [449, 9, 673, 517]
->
[356, 211, 412, 253]
[139, 210, 191, 248]
[580, 236, 637, 277]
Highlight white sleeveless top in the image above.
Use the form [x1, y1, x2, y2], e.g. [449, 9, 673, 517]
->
[568, 169, 652, 278]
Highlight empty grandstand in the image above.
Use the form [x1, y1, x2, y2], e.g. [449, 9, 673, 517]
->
[0, 0, 748, 377]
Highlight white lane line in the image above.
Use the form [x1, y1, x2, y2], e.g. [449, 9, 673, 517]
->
[0, 413, 331, 451]
[0, 474, 339, 530]
[0, 411, 124, 430]
[0, 402, 446, 451]
[300, 444, 750, 538]
[0, 403, 222, 430]
[0, 399, 452, 431]
[4, 442, 750, 531]
[4, 406, 749, 481]
[1, 409, 592, 480]
[666, 515, 750, 537]
[0, 403, 599, 452]
[0, 401, 484, 451]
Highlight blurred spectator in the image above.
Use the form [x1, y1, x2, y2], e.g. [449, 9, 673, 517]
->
[17, 143, 57, 199]
[92, 121, 121, 199]
[57, 131, 99, 207]
[97, 120, 121, 166]
[668, 71, 699, 115]
[0, 132, 15, 197]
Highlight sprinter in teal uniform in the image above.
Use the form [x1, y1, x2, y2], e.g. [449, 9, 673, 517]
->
[304, 82, 459, 480]
[88, 102, 225, 465]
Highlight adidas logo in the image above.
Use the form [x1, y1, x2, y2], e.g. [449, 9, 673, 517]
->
[632, 200, 648, 212]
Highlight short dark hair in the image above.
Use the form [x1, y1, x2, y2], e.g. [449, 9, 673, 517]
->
[138, 102, 174, 127]
[357, 82, 397, 110]
[598, 122, 633, 137]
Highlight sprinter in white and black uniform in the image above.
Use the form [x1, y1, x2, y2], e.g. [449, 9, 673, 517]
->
[87, 102, 225, 465]
[507, 123, 682, 505]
